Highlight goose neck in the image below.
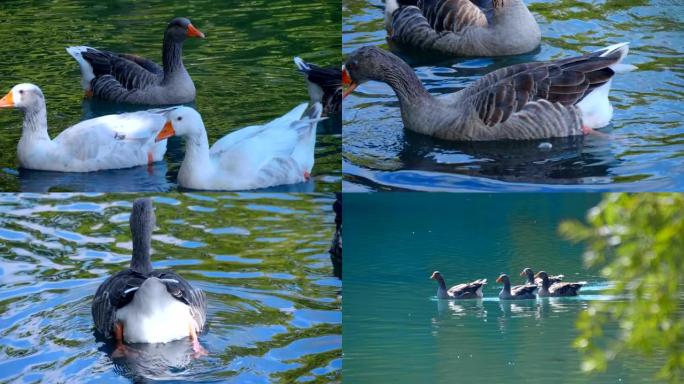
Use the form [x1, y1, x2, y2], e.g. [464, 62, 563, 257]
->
[182, 130, 212, 168]
[162, 35, 185, 77]
[379, 60, 431, 107]
[20, 104, 50, 142]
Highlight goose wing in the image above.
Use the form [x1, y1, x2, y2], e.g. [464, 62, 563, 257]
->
[151, 270, 207, 331]
[448, 278, 487, 297]
[549, 282, 585, 296]
[92, 270, 147, 338]
[511, 284, 537, 296]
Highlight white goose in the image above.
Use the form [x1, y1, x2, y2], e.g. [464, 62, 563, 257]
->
[155, 103, 322, 190]
[0, 84, 168, 172]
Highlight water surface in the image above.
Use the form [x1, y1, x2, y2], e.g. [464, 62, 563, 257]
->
[0, 0, 341, 192]
[0, 193, 341, 382]
[343, 193, 669, 383]
[343, 0, 684, 191]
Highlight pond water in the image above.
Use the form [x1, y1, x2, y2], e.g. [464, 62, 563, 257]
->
[0, 193, 341, 383]
[343, 193, 669, 383]
[342, 0, 684, 192]
[0, 0, 341, 192]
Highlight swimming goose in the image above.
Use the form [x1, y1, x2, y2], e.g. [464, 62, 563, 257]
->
[92, 198, 207, 356]
[520, 267, 563, 286]
[342, 43, 636, 141]
[385, 0, 540, 56]
[294, 57, 341, 116]
[430, 271, 486, 299]
[497, 274, 537, 300]
[0, 83, 167, 172]
[155, 103, 323, 190]
[67, 17, 204, 105]
[535, 271, 585, 297]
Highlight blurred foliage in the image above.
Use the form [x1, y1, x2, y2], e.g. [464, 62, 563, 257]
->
[560, 193, 684, 383]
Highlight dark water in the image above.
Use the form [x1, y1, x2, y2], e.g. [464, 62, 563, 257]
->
[342, 0, 684, 192]
[0, 0, 341, 192]
[343, 193, 669, 383]
[0, 193, 341, 382]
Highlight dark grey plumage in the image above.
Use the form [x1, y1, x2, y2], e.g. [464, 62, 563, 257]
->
[536, 271, 585, 297]
[294, 57, 341, 117]
[91, 198, 207, 339]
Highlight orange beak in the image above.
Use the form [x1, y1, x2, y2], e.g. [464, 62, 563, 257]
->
[187, 23, 205, 38]
[496, 276, 503, 283]
[519, 271, 526, 277]
[342, 65, 357, 99]
[156, 121, 175, 142]
[0, 90, 14, 108]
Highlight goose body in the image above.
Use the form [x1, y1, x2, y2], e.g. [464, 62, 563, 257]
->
[342, 44, 636, 141]
[431, 271, 486, 299]
[67, 17, 204, 105]
[294, 57, 341, 116]
[497, 274, 537, 300]
[535, 271, 585, 297]
[155, 103, 322, 190]
[0, 84, 167, 172]
[91, 199, 207, 354]
[386, 0, 540, 56]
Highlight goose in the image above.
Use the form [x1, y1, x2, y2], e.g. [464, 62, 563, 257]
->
[92, 198, 207, 356]
[67, 17, 205, 105]
[385, 0, 540, 56]
[294, 57, 341, 116]
[497, 273, 537, 300]
[342, 43, 636, 141]
[154, 103, 323, 190]
[385, 0, 541, 56]
[535, 271, 585, 297]
[0, 83, 167, 172]
[430, 271, 486, 299]
[520, 267, 563, 286]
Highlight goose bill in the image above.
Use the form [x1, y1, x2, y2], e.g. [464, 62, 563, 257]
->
[156, 121, 175, 142]
[342, 66, 357, 99]
[187, 24, 205, 38]
[0, 91, 14, 108]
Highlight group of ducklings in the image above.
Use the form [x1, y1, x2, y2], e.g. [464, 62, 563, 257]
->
[430, 268, 586, 300]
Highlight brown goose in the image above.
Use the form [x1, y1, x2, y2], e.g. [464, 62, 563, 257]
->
[430, 271, 486, 299]
[497, 274, 537, 300]
[67, 17, 205, 105]
[342, 44, 636, 141]
[294, 57, 341, 117]
[535, 271, 585, 297]
[520, 267, 563, 286]
[385, 0, 540, 56]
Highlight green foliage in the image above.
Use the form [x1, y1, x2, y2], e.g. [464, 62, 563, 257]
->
[560, 193, 684, 383]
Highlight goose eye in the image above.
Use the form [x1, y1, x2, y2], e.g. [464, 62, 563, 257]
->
[18, 90, 24, 95]
[177, 116, 183, 121]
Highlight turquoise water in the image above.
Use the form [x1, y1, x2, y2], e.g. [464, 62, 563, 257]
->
[343, 0, 684, 191]
[0, 193, 341, 382]
[0, 0, 341, 192]
[343, 193, 667, 383]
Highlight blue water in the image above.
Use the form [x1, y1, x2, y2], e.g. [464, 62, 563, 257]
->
[0, 193, 341, 382]
[342, 0, 684, 191]
[343, 193, 667, 383]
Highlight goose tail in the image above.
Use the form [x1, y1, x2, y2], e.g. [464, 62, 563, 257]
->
[66, 46, 97, 92]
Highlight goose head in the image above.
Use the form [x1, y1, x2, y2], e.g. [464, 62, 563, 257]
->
[342, 46, 402, 98]
[520, 267, 534, 279]
[534, 271, 549, 281]
[430, 271, 443, 281]
[156, 107, 205, 142]
[0, 83, 45, 111]
[166, 17, 205, 41]
[496, 274, 510, 284]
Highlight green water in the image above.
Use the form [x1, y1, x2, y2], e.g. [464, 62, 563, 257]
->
[0, 193, 341, 382]
[0, 0, 341, 192]
[343, 193, 669, 383]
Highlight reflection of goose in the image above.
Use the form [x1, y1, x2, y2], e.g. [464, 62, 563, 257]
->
[497, 274, 536, 300]
[329, 193, 342, 278]
[342, 44, 635, 140]
[92, 199, 207, 356]
[0, 84, 168, 172]
[67, 17, 204, 105]
[535, 271, 585, 297]
[385, 0, 540, 57]
[520, 267, 563, 286]
[110, 339, 195, 381]
[430, 271, 486, 299]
